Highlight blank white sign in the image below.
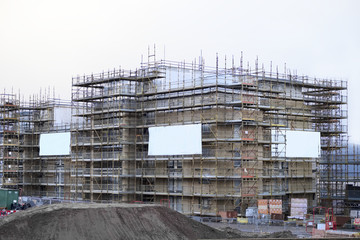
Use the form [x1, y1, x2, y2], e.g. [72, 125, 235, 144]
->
[285, 130, 321, 158]
[39, 132, 71, 156]
[148, 124, 202, 155]
[271, 130, 321, 158]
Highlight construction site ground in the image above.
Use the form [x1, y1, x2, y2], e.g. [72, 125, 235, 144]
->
[0, 203, 301, 240]
[202, 220, 360, 239]
[202, 221, 311, 238]
[3, 202, 360, 239]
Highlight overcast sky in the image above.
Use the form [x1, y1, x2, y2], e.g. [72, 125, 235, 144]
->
[1, 0, 359, 143]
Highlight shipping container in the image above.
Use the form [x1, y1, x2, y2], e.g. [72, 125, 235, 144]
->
[0, 189, 19, 209]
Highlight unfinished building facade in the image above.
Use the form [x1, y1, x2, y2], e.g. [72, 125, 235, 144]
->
[0, 94, 21, 189]
[20, 99, 71, 199]
[71, 55, 348, 215]
[0, 52, 351, 216]
[0, 93, 71, 198]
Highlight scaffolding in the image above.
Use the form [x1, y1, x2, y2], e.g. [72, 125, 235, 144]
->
[70, 53, 349, 216]
[343, 146, 360, 219]
[0, 92, 71, 198]
[0, 93, 21, 189]
[0, 52, 354, 217]
[20, 97, 71, 199]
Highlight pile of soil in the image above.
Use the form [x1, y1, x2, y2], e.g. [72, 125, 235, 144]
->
[0, 203, 231, 240]
[0, 203, 298, 240]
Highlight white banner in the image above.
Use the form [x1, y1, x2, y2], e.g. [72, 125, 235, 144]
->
[39, 132, 71, 156]
[148, 124, 202, 155]
[286, 130, 321, 158]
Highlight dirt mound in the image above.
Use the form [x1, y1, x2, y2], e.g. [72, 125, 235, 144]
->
[0, 203, 236, 240]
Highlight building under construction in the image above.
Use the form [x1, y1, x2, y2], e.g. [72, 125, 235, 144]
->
[1, 53, 358, 216]
[0, 93, 71, 199]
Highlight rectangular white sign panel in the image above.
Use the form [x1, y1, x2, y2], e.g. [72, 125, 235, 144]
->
[148, 124, 202, 155]
[271, 130, 321, 158]
[286, 130, 321, 158]
[39, 132, 71, 156]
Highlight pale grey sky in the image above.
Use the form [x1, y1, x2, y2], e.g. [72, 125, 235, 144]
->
[0, 0, 359, 143]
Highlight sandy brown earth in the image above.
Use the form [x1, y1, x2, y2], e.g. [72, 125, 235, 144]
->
[0, 203, 296, 240]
